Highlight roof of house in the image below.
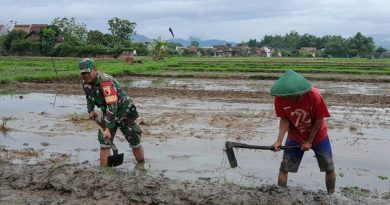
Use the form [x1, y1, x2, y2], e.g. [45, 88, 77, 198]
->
[29, 24, 47, 33]
[12, 24, 47, 34]
[0, 24, 6, 35]
[12, 24, 30, 33]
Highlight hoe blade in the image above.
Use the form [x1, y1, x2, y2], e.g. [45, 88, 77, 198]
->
[225, 142, 238, 168]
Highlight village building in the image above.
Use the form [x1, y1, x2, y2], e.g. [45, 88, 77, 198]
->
[250, 47, 274, 57]
[0, 24, 8, 35]
[300, 47, 317, 57]
[12, 24, 48, 41]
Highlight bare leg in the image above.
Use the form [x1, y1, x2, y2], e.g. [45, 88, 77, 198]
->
[100, 148, 110, 166]
[132, 145, 144, 163]
[278, 170, 288, 187]
[326, 170, 336, 194]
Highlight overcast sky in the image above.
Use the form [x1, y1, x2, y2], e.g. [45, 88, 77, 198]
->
[1, 0, 389, 42]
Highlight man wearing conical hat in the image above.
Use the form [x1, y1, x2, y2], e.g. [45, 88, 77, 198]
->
[271, 70, 336, 194]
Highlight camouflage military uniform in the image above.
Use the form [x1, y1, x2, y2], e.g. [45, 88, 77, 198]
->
[82, 72, 141, 148]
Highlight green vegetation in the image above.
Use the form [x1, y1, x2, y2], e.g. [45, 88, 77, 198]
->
[99, 166, 121, 176]
[378, 176, 388, 180]
[239, 185, 257, 190]
[251, 31, 386, 58]
[70, 113, 89, 122]
[0, 116, 13, 137]
[341, 186, 370, 197]
[1, 16, 387, 58]
[1, 56, 390, 84]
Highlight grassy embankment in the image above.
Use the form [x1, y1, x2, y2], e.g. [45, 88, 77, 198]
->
[1, 56, 390, 84]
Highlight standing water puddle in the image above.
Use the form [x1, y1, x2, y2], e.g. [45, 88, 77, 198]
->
[0, 93, 389, 193]
[125, 77, 390, 96]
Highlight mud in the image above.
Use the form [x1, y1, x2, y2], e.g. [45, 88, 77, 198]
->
[1, 76, 390, 204]
[1, 161, 389, 205]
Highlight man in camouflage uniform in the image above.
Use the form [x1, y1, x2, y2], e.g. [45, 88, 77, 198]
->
[79, 58, 144, 166]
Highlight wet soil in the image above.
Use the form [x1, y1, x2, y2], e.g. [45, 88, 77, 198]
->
[1, 75, 390, 204]
[1, 161, 389, 205]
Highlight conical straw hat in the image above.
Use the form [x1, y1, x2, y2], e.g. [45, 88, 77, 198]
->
[270, 70, 312, 96]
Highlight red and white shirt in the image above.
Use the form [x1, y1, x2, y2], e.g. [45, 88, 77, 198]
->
[274, 87, 330, 145]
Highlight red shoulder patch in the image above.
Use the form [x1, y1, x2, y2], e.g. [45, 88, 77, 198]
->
[100, 81, 118, 104]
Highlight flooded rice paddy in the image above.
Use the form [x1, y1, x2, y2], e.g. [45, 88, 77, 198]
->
[1, 76, 390, 195]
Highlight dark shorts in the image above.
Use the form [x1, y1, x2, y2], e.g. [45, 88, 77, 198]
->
[280, 136, 335, 172]
[98, 117, 142, 149]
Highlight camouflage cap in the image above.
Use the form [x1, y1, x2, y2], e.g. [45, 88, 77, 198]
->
[79, 58, 95, 73]
[270, 70, 312, 96]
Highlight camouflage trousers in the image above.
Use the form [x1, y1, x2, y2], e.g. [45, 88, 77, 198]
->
[98, 117, 142, 149]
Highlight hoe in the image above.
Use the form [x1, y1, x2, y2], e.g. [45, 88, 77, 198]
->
[95, 120, 124, 167]
[225, 141, 298, 168]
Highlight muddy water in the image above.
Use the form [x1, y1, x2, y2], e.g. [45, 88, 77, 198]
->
[125, 77, 390, 96]
[1, 92, 389, 194]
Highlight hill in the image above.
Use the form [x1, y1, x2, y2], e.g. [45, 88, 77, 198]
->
[131, 34, 237, 47]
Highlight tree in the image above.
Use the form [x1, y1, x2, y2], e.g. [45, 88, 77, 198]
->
[3, 30, 27, 54]
[321, 35, 347, 57]
[299, 34, 317, 48]
[283, 31, 301, 51]
[259, 34, 285, 49]
[248, 39, 257, 48]
[87, 30, 106, 45]
[108, 17, 136, 40]
[51, 17, 88, 42]
[0, 35, 6, 55]
[40, 25, 60, 55]
[346, 32, 375, 58]
[11, 39, 40, 55]
[374, 46, 387, 58]
[190, 41, 199, 47]
[150, 37, 168, 60]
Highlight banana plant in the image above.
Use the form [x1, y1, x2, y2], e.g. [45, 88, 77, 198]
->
[150, 36, 168, 61]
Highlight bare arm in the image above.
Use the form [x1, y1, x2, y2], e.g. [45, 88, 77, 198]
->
[272, 117, 289, 151]
[301, 118, 324, 151]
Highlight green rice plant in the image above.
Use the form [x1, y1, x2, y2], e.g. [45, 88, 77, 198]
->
[2, 56, 390, 83]
[378, 176, 388, 180]
[99, 166, 120, 176]
[341, 186, 370, 197]
[0, 117, 13, 137]
[239, 184, 257, 190]
[70, 113, 89, 122]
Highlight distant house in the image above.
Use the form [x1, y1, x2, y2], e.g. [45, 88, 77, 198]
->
[234, 44, 250, 56]
[250, 47, 274, 57]
[381, 51, 390, 58]
[212, 45, 226, 57]
[175, 46, 186, 55]
[12, 24, 47, 41]
[260, 47, 273, 57]
[212, 45, 238, 57]
[12, 24, 30, 33]
[187, 45, 198, 54]
[0, 24, 7, 35]
[300, 47, 317, 57]
[26, 24, 47, 41]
